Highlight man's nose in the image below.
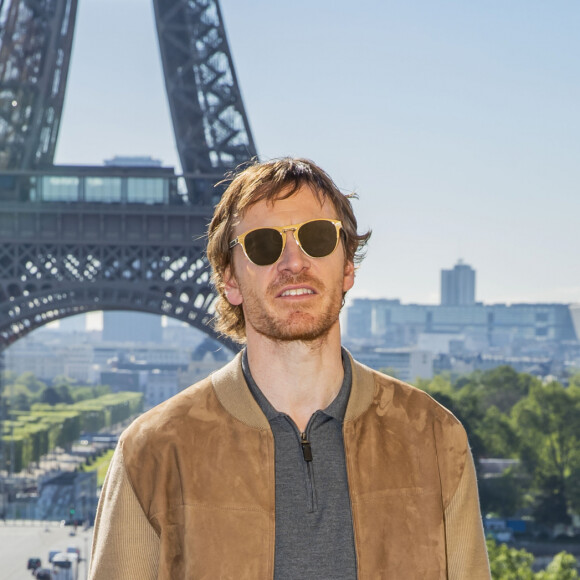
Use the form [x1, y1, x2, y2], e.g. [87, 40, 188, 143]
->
[277, 231, 309, 273]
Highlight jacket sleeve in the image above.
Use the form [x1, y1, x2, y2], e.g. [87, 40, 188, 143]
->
[445, 447, 491, 579]
[89, 445, 160, 579]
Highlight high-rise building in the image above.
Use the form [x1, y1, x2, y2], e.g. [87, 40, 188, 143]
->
[570, 304, 580, 342]
[441, 260, 476, 306]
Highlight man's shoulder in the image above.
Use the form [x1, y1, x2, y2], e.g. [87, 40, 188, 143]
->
[349, 358, 470, 503]
[351, 357, 462, 430]
[120, 367, 227, 445]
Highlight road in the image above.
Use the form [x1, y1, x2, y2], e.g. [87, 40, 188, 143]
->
[0, 521, 93, 580]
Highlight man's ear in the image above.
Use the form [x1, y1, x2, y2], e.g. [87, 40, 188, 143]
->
[224, 265, 243, 305]
[343, 260, 355, 293]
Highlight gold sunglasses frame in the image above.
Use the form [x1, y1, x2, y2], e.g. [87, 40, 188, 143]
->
[229, 218, 343, 266]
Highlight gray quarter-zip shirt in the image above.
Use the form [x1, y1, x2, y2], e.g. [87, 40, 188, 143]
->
[242, 349, 357, 580]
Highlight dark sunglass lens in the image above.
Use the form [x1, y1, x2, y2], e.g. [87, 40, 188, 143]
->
[299, 220, 338, 257]
[244, 228, 284, 265]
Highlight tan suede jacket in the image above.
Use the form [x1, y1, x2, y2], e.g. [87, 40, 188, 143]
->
[89, 352, 490, 579]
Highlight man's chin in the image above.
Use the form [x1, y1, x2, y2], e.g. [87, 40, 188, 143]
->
[255, 315, 338, 343]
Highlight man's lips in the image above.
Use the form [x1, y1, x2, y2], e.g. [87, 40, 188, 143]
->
[276, 286, 316, 298]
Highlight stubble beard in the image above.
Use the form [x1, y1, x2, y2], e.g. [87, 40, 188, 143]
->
[241, 272, 344, 343]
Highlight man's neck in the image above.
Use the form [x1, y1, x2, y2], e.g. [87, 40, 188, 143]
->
[245, 325, 344, 432]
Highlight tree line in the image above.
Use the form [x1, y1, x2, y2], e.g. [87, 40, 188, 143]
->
[0, 371, 111, 410]
[412, 366, 580, 533]
[0, 371, 143, 473]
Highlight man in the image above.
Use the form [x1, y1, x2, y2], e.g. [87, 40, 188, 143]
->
[89, 158, 490, 579]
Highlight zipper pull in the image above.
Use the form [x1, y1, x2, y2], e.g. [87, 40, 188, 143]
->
[301, 432, 313, 462]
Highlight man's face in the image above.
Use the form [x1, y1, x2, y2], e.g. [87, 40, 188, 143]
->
[224, 185, 355, 343]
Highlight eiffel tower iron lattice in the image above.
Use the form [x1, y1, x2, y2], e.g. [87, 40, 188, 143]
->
[0, 0, 257, 350]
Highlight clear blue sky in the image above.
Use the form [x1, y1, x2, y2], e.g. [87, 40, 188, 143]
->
[55, 0, 580, 306]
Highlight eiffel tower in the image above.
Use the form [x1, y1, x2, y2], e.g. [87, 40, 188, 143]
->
[0, 0, 257, 351]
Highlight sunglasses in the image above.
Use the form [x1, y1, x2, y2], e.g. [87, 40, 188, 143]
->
[229, 218, 343, 266]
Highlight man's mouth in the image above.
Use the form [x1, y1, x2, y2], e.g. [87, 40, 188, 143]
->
[279, 288, 315, 297]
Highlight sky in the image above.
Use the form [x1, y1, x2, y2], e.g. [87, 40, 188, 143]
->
[54, 0, 580, 307]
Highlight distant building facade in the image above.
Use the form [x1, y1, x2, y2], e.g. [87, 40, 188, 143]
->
[178, 357, 232, 390]
[348, 347, 434, 382]
[145, 369, 180, 408]
[102, 312, 162, 343]
[97, 338, 233, 409]
[5, 339, 97, 383]
[344, 298, 579, 380]
[346, 299, 577, 347]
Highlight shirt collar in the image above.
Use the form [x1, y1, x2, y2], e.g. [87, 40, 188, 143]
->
[241, 348, 352, 423]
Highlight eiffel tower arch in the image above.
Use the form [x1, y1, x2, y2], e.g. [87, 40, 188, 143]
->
[0, 0, 257, 351]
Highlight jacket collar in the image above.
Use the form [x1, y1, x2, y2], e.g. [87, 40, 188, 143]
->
[344, 351, 376, 422]
[210, 349, 376, 429]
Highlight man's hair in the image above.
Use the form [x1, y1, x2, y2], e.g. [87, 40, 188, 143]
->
[207, 157, 371, 342]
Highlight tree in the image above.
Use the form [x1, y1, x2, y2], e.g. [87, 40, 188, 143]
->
[478, 405, 519, 458]
[513, 381, 580, 527]
[487, 540, 579, 580]
[40, 387, 61, 406]
[568, 463, 580, 516]
[52, 375, 76, 389]
[487, 539, 535, 580]
[568, 373, 580, 390]
[532, 474, 572, 527]
[483, 366, 538, 414]
[14, 392, 31, 411]
[57, 385, 74, 405]
[479, 468, 524, 518]
[419, 368, 580, 528]
[535, 552, 579, 580]
[16, 372, 46, 394]
[456, 365, 537, 415]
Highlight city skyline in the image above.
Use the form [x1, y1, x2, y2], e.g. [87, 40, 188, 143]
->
[54, 0, 580, 306]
